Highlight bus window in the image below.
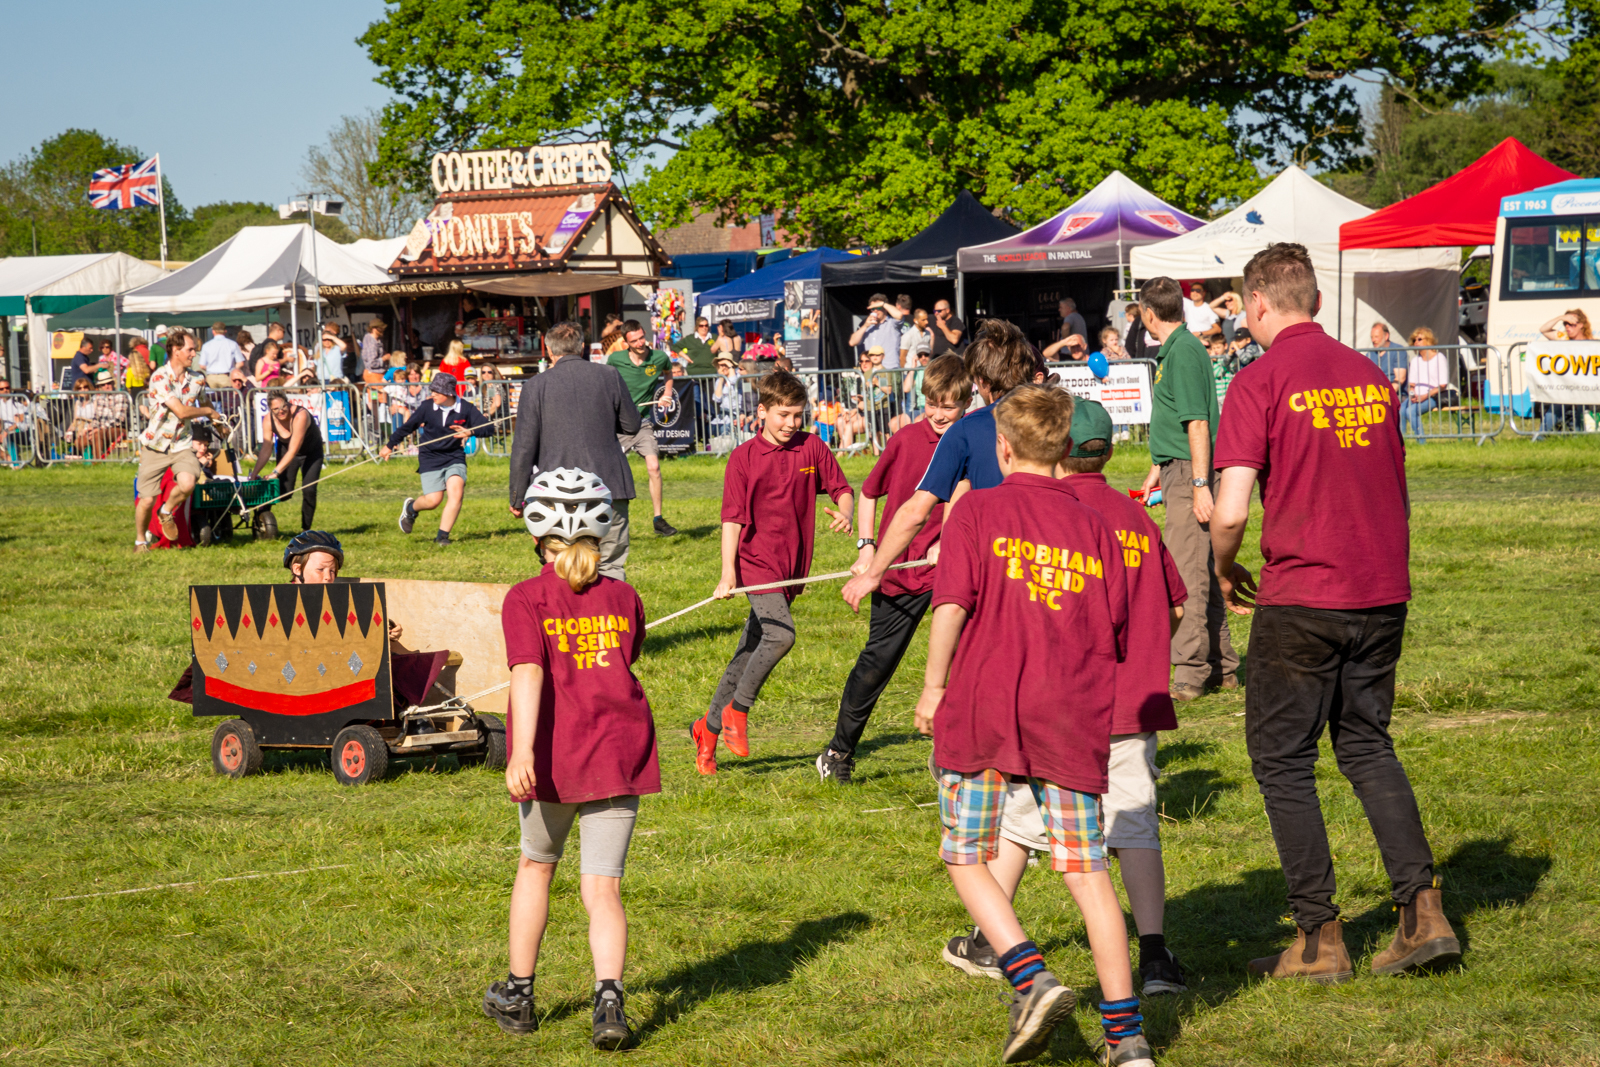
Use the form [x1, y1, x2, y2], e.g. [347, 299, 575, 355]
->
[1505, 221, 1579, 294]
[1586, 218, 1600, 290]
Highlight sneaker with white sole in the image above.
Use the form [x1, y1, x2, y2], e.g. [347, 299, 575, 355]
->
[1002, 971, 1077, 1063]
[1139, 946, 1188, 996]
[1103, 1032, 1155, 1067]
[943, 927, 1003, 979]
[398, 498, 417, 534]
[816, 748, 854, 784]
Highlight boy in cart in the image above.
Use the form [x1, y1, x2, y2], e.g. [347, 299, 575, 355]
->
[916, 385, 1152, 1065]
[380, 371, 495, 547]
[690, 370, 853, 774]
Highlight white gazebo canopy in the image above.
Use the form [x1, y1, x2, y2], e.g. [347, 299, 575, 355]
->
[0, 253, 167, 386]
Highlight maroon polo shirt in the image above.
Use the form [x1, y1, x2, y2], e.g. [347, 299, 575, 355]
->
[1214, 321, 1411, 609]
[721, 430, 852, 599]
[932, 473, 1129, 795]
[501, 566, 662, 805]
[862, 419, 945, 597]
[1065, 473, 1187, 734]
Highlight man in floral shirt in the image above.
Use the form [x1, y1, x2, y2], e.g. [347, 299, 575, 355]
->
[133, 327, 218, 551]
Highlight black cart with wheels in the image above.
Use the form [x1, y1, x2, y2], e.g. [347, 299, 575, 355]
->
[191, 477, 281, 545]
[183, 582, 506, 784]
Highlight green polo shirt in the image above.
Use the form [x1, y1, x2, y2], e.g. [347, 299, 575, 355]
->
[673, 333, 717, 374]
[1149, 324, 1219, 464]
[607, 348, 673, 410]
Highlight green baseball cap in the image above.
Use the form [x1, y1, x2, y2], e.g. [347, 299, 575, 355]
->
[1068, 397, 1114, 457]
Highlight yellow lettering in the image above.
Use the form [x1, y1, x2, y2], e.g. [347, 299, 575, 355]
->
[1068, 572, 1085, 593]
[1290, 392, 1306, 412]
[1355, 426, 1370, 446]
[1366, 384, 1385, 403]
[1025, 581, 1041, 602]
[1553, 354, 1571, 376]
[1006, 538, 1020, 558]
[578, 617, 592, 634]
[1021, 541, 1035, 561]
[1038, 564, 1053, 588]
[618, 617, 629, 632]
[1046, 589, 1062, 610]
[1125, 547, 1142, 567]
[1086, 555, 1102, 578]
[596, 649, 610, 667]
[543, 618, 557, 636]
[557, 632, 568, 653]
[1067, 551, 1084, 573]
[1006, 558, 1026, 580]
[1538, 354, 1553, 374]
[1334, 407, 1349, 427]
[992, 536, 1008, 557]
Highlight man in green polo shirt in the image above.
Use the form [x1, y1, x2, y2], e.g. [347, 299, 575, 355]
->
[673, 315, 718, 374]
[607, 320, 678, 536]
[1138, 276, 1239, 699]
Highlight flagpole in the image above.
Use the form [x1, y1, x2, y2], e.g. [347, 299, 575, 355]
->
[154, 153, 168, 269]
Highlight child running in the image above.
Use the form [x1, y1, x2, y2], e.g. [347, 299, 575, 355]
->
[483, 468, 661, 1051]
[380, 371, 494, 547]
[816, 354, 971, 783]
[916, 385, 1151, 1066]
[692, 370, 853, 774]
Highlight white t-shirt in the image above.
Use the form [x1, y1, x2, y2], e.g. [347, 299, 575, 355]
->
[1407, 353, 1450, 401]
[1183, 301, 1219, 335]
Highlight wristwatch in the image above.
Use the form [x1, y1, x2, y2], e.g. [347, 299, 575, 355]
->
[1192, 477, 1209, 488]
[857, 538, 877, 550]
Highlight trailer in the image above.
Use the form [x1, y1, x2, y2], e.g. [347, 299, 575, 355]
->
[178, 580, 509, 784]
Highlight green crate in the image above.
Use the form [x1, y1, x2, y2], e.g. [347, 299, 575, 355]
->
[194, 478, 279, 510]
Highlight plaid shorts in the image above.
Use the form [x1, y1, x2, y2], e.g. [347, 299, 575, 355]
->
[937, 767, 1107, 874]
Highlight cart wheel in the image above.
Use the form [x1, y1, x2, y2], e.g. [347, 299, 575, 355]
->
[212, 719, 263, 778]
[197, 523, 213, 546]
[475, 713, 507, 769]
[253, 509, 279, 541]
[331, 725, 389, 785]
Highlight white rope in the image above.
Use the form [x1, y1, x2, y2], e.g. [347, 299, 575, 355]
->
[428, 559, 932, 713]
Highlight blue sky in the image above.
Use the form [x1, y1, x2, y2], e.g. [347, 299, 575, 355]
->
[1, 0, 394, 209]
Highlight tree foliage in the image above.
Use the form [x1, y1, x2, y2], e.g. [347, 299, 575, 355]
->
[362, 0, 1544, 244]
[303, 111, 432, 239]
[0, 129, 180, 259]
[172, 202, 355, 261]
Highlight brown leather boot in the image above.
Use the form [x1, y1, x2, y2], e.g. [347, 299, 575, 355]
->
[1247, 920, 1353, 985]
[1371, 887, 1462, 975]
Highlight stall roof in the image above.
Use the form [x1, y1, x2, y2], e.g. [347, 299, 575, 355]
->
[122, 225, 392, 314]
[698, 249, 855, 308]
[1340, 138, 1576, 250]
[957, 172, 1202, 273]
[821, 191, 1016, 287]
[49, 296, 283, 330]
[0, 253, 165, 315]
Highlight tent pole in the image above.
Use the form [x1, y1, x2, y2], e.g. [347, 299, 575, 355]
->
[955, 271, 966, 325]
[154, 154, 168, 270]
[291, 299, 300, 381]
[1337, 249, 1343, 345]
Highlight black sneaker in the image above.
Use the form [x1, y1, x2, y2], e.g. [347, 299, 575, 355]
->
[1140, 946, 1188, 996]
[481, 980, 538, 1034]
[434, 530, 451, 547]
[942, 926, 1003, 979]
[653, 515, 678, 536]
[1102, 1032, 1155, 1067]
[398, 497, 416, 534]
[591, 981, 634, 1051]
[816, 748, 854, 784]
[1002, 971, 1076, 1063]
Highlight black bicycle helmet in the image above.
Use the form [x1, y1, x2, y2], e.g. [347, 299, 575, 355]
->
[282, 530, 345, 571]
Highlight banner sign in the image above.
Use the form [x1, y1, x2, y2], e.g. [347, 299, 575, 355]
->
[650, 379, 697, 456]
[784, 279, 822, 373]
[1524, 339, 1600, 405]
[1055, 362, 1154, 424]
[704, 297, 778, 324]
[431, 141, 613, 195]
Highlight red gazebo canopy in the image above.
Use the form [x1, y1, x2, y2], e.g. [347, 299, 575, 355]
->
[1338, 138, 1576, 250]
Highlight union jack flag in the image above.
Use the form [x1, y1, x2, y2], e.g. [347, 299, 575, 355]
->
[88, 157, 161, 210]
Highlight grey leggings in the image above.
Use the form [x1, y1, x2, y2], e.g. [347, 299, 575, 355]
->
[708, 592, 795, 727]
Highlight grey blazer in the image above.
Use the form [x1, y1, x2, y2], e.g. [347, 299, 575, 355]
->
[508, 354, 641, 506]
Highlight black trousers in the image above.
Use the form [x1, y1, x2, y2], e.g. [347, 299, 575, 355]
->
[828, 590, 933, 757]
[277, 454, 323, 532]
[1246, 603, 1435, 930]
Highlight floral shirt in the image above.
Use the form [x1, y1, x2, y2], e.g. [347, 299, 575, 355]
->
[138, 363, 205, 453]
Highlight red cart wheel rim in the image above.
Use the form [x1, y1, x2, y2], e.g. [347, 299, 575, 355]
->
[219, 734, 242, 772]
[340, 739, 366, 777]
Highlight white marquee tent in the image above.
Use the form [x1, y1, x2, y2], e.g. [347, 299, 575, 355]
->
[1129, 167, 1460, 345]
[0, 253, 167, 386]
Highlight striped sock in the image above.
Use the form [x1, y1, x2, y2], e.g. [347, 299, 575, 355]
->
[997, 940, 1046, 994]
[1099, 997, 1143, 1045]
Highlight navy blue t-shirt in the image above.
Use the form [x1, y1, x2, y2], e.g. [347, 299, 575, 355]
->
[915, 404, 1002, 500]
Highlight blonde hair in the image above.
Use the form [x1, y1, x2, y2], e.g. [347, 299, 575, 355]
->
[540, 535, 602, 593]
[1564, 308, 1594, 340]
[993, 383, 1076, 465]
[1408, 326, 1437, 347]
[447, 340, 467, 361]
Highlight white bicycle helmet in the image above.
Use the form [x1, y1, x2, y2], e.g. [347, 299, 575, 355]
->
[523, 468, 615, 541]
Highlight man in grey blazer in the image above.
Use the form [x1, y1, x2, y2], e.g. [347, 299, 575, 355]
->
[509, 321, 639, 578]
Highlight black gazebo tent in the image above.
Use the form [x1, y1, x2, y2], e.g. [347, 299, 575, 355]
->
[820, 191, 1015, 368]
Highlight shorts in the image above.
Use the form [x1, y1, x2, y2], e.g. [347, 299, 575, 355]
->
[928, 749, 1049, 853]
[518, 794, 640, 877]
[137, 445, 202, 500]
[617, 423, 659, 458]
[1103, 733, 1161, 851]
[419, 462, 467, 495]
[937, 766, 1106, 874]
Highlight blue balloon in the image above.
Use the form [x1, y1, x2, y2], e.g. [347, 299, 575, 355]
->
[1088, 352, 1110, 379]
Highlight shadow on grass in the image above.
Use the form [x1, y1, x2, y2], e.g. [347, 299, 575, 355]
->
[535, 912, 873, 1039]
[1156, 767, 1237, 822]
[1156, 740, 1217, 764]
[1342, 836, 1553, 962]
[642, 621, 745, 654]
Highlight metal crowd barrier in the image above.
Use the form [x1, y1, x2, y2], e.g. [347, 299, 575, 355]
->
[236, 384, 376, 467]
[30, 388, 140, 465]
[1492, 341, 1600, 440]
[1353, 343, 1502, 445]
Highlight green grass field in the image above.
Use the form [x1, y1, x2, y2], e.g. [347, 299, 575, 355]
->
[2, 438, 1598, 1065]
